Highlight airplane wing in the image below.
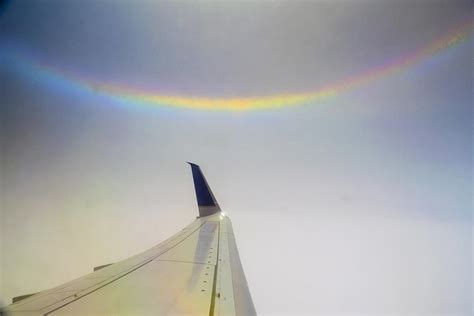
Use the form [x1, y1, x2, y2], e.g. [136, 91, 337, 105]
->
[1, 163, 256, 316]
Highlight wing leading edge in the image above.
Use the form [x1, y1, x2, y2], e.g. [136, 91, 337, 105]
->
[2, 163, 256, 316]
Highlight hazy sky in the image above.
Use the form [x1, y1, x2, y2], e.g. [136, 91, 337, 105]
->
[0, 1, 472, 315]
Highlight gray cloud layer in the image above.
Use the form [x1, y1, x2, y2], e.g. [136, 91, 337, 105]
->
[1, 1, 472, 314]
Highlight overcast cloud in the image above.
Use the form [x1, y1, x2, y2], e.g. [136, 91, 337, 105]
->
[1, 1, 472, 315]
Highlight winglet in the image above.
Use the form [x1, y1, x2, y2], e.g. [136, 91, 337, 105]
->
[187, 162, 221, 217]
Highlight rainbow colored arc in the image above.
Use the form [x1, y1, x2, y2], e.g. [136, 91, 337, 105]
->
[5, 18, 474, 111]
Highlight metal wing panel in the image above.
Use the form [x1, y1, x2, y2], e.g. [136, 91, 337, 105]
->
[48, 260, 216, 315]
[2, 164, 256, 316]
[2, 214, 256, 316]
[3, 217, 217, 315]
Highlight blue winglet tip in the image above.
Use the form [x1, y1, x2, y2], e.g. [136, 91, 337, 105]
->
[187, 162, 221, 217]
